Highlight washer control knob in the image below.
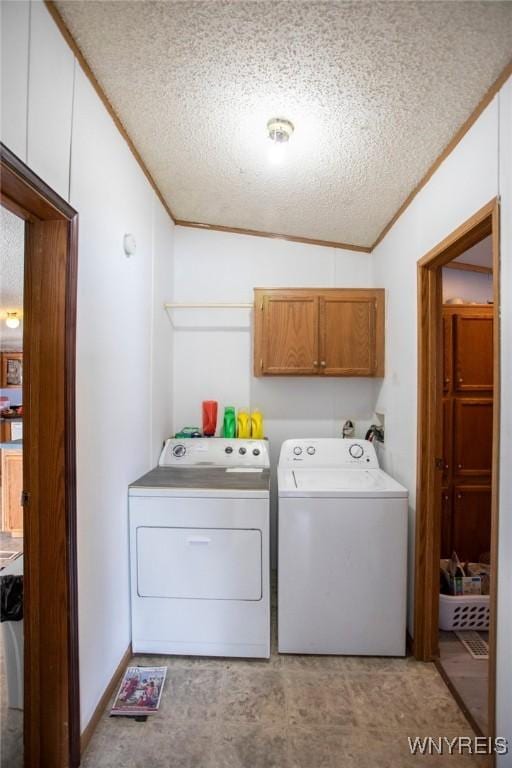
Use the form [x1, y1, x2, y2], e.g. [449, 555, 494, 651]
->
[252, 448, 260, 456]
[307, 446, 316, 455]
[239, 446, 247, 455]
[293, 446, 303, 456]
[225, 446, 233, 454]
[173, 444, 186, 457]
[349, 443, 364, 459]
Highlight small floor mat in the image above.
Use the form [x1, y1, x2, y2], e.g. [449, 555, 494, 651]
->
[455, 630, 489, 660]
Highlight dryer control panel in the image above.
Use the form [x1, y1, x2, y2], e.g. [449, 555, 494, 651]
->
[279, 438, 379, 469]
[159, 438, 270, 468]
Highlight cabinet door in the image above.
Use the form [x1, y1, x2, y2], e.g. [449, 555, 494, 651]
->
[454, 315, 493, 391]
[1, 352, 23, 387]
[319, 296, 377, 376]
[440, 488, 452, 559]
[261, 295, 319, 375]
[453, 486, 491, 562]
[443, 314, 452, 394]
[442, 398, 453, 484]
[454, 399, 493, 477]
[1, 450, 23, 536]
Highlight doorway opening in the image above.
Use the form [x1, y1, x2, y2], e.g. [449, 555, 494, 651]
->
[414, 199, 499, 740]
[0, 144, 80, 768]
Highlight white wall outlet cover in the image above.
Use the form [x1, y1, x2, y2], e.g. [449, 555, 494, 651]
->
[123, 233, 136, 256]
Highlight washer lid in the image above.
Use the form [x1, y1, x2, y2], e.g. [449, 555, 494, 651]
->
[278, 468, 408, 498]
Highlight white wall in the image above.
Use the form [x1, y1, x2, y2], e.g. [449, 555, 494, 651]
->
[496, 75, 512, 762]
[373, 83, 512, 759]
[441, 268, 493, 304]
[172, 227, 378, 561]
[1, 0, 174, 732]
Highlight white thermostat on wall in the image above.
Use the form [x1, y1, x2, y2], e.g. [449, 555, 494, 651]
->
[123, 233, 136, 257]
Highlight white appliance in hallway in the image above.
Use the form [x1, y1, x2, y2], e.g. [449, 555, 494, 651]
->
[278, 438, 408, 656]
[129, 438, 270, 658]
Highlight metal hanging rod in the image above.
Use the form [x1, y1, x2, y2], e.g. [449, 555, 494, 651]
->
[164, 302, 253, 309]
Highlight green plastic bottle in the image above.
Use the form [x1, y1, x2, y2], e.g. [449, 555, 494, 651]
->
[222, 406, 236, 438]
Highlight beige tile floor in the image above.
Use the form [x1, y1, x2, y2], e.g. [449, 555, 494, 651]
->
[438, 631, 489, 734]
[82, 625, 487, 768]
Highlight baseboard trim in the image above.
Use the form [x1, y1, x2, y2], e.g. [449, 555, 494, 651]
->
[80, 644, 132, 755]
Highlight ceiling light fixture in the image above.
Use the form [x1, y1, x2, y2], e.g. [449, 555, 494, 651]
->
[5, 312, 20, 329]
[267, 117, 294, 165]
[267, 118, 294, 143]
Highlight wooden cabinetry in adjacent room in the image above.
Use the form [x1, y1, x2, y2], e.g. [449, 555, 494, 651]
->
[1, 449, 23, 537]
[441, 305, 493, 560]
[1, 351, 23, 387]
[254, 288, 384, 377]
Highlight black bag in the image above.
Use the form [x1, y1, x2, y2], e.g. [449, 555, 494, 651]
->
[0, 574, 23, 622]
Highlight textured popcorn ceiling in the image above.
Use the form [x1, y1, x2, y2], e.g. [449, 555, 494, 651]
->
[56, 1, 512, 248]
[0, 207, 24, 349]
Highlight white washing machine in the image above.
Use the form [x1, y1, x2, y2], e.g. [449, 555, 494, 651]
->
[278, 438, 408, 656]
[129, 438, 270, 658]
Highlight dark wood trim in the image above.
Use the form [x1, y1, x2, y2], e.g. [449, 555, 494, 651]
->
[444, 261, 492, 275]
[415, 198, 499, 743]
[372, 60, 512, 251]
[80, 645, 132, 755]
[1, 144, 76, 221]
[44, 0, 176, 224]
[1, 143, 80, 768]
[175, 219, 372, 253]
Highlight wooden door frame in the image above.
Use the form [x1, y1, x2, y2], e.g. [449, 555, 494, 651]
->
[414, 198, 500, 738]
[1, 143, 80, 767]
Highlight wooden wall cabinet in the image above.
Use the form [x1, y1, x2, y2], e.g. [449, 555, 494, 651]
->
[440, 305, 493, 560]
[254, 288, 384, 377]
[1, 449, 23, 537]
[1, 351, 23, 387]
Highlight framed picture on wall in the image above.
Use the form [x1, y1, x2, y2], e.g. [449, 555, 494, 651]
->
[1, 352, 23, 388]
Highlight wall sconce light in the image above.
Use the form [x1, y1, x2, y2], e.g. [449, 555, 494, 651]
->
[5, 312, 20, 329]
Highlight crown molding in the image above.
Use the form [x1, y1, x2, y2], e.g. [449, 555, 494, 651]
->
[174, 219, 372, 253]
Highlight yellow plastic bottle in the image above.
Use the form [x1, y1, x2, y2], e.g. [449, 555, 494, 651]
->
[237, 408, 251, 438]
[250, 409, 264, 439]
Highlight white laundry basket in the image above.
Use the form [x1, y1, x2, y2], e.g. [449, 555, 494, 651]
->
[0, 554, 24, 709]
[439, 593, 489, 631]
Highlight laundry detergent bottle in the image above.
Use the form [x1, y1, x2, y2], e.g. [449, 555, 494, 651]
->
[251, 409, 264, 439]
[237, 408, 251, 438]
[222, 406, 236, 438]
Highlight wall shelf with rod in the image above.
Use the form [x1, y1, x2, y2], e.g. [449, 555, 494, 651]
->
[164, 302, 253, 330]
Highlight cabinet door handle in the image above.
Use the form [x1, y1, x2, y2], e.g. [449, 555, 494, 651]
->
[457, 463, 462, 469]
[320, 361, 326, 367]
[458, 377, 463, 383]
[313, 360, 319, 367]
[457, 493, 462, 500]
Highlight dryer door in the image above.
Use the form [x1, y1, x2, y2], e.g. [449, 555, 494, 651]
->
[137, 526, 262, 600]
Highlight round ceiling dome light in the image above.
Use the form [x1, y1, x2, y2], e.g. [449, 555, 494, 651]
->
[5, 312, 20, 329]
[267, 117, 294, 143]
